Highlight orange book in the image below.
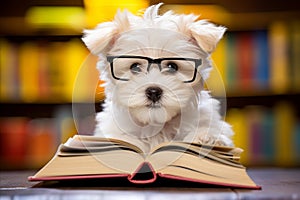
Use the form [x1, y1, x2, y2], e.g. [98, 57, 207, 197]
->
[19, 42, 40, 102]
[26, 119, 57, 168]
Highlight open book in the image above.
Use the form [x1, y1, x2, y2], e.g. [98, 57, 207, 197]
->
[29, 135, 260, 189]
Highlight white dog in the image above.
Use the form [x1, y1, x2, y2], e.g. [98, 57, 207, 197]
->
[82, 3, 234, 152]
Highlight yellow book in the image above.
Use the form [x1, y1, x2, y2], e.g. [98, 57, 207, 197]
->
[273, 102, 295, 166]
[0, 39, 10, 100]
[19, 42, 40, 102]
[290, 21, 300, 92]
[72, 52, 100, 102]
[62, 39, 88, 102]
[226, 108, 250, 165]
[269, 21, 290, 94]
[0, 40, 20, 101]
[47, 40, 87, 102]
[208, 37, 227, 96]
[48, 42, 65, 100]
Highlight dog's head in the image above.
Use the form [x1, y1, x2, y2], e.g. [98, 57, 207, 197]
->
[82, 3, 225, 126]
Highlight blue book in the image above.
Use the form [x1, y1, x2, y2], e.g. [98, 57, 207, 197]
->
[293, 122, 300, 165]
[253, 30, 269, 89]
[261, 110, 275, 164]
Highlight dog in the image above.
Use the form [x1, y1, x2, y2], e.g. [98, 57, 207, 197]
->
[82, 3, 234, 152]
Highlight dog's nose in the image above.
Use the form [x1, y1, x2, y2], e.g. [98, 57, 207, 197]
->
[145, 87, 163, 103]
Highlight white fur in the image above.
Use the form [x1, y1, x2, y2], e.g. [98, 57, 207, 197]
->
[82, 3, 234, 152]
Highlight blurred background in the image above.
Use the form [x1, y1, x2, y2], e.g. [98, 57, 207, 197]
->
[0, 0, 299, 169]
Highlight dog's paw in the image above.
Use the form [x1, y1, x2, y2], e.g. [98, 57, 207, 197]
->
[195, 134, 233, 147]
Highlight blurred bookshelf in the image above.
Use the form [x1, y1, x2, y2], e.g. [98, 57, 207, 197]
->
[0, 0, 300, 169]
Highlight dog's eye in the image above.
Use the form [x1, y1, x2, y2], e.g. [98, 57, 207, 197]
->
[166, 62, 178, 73]
[130, 63, 142, 74]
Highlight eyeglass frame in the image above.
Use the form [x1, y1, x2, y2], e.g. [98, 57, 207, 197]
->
[106, 55, 202, 83]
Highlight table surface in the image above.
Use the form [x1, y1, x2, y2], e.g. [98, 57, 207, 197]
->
[0, 168, 300, 199]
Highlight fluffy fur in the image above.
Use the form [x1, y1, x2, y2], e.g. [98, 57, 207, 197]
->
[82, 3, 234, 152]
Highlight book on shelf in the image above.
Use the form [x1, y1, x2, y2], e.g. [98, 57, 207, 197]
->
[269, 21, 290, 94]
[29, 135, 260, 189]
[226, 102, 300, 166]
[236, 32, 254, 90]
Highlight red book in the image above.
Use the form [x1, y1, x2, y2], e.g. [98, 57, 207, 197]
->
[0, 118, 28, 168]
[29, 135, 260, 189]
[236, 32, 254, 91]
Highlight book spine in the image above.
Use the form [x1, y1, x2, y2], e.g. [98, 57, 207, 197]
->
[0, 39, 10, 100]
[72, 49, 101, 102]
[19, 42, 40, 102]
[0, 40, 20, 100]
[62, 39, 87, 102]
[269, 21, 290, 94]
[37, 42, 51, 100]
[293, 122, 300, 165]
[127, 162, 157, 184]
[209, 35, 227, 95]
[26, 118, 57, 168]
[274, 102, 295, 166]
[225, 32, 238, 91]
[261, 110, 275, 164]
[226, 109, 250, 165]
[246, 107, 264, 165]
[236, 32, 254, 91]
[253, 30, 269, 90]
[0, 118, 28, 168]
[290, 21, 300, 92]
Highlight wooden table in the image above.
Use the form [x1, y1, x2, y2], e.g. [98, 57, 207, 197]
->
[1, 168, 300, 199]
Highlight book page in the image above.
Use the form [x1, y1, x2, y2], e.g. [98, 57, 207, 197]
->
[149, 142, 243, 168]
[149, 151, 257, 188]
[32, 146, 145, 178]
[64, 135, 143, 154]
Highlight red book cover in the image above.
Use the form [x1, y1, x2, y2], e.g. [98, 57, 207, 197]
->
[236, 32, 254, 91]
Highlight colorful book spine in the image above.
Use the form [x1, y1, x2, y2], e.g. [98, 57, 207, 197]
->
[0, 110, 77, 169]
[209, 35, 227, 96]
[236, 32, 254, 90]
[261, 110, 275, 164]
[269, 22, 290, 94]
[37, 42, 51, 100]
[293, 122, 300, 165]
[245, 107, 264, 164]
[19, 42, 40, 102]
[0, 40, 20, 100]
[290, 21, 300, 92]
[273, 102, 295, 166]
[253, 30, 269, 89]
[227, 101, 299, 167]
[26, 118, 57, 168]
[225, 32, 238, 91]
[226, 108, 250, 165]
[0, 118, 28, 168]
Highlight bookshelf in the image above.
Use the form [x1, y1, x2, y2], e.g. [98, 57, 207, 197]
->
[0, 1, 300, 169]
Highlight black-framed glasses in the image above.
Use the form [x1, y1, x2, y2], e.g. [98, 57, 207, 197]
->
[107, 55, 202, 83]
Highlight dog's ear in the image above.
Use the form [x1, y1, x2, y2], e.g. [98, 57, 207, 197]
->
[82, 10, 134, 55]
[189, 20, 226, 54]
[82, 22, 118, 55]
